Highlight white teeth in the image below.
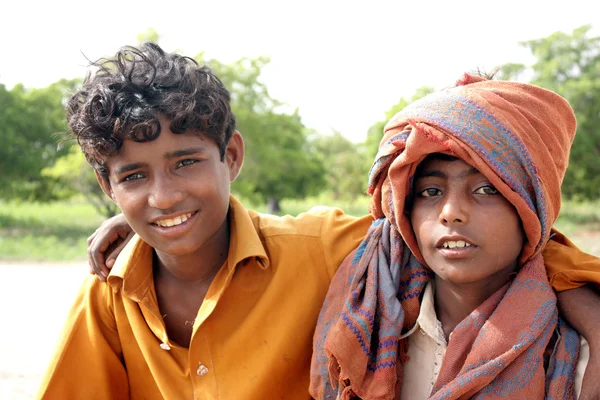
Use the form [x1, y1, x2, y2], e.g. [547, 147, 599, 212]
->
[156, 213, 192, 228]
[442, 240, 472, 249]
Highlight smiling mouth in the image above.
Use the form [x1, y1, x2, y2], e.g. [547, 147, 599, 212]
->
[153, 211, 197, 228]
[440, 240, 473, 249]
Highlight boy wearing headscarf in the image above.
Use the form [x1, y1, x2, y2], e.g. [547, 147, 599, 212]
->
[310, 74, 598, 399]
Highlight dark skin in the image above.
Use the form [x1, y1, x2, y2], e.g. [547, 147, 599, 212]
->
[95, 120, 245, 348]
[152, 216, 229, 347]
[410, 158, 525, 341]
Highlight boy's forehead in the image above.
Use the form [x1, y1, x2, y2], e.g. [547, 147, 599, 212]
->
[415, 156, 482, 179]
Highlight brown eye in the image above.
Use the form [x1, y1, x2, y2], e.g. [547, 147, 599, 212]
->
[474, 185, 498, 195]
[419, 188, 442, 197]
[176, 159, 199, 168]
[123, 172, 144, 182]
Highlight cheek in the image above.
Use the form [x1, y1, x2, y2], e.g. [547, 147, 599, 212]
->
[491, 209, 524, 261]
[410, 209, 435, 248]
[111, 188, 139, 209]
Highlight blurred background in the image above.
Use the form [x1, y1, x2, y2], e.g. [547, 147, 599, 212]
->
[1, 0, 599, 398]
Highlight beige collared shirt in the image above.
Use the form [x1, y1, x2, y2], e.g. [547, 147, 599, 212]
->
[400, 282, 589, 399]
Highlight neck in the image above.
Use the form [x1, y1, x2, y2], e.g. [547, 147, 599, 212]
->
[433, 268, 515, 341]
[154, 215, 230, 285]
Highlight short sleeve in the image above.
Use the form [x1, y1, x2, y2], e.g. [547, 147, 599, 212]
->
[543, 229, 600, 292]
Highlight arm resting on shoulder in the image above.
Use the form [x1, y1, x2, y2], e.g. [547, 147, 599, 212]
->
[87, 213, 134, 281]
[37, 276, 128, 399]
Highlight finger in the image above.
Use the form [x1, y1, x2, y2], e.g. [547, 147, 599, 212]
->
[86, 228, 99, 246]
[104, 239, 128, 270]
[105, 231, 135, 269]
[87, 234, 100, 277]
[88, 230, 117, 281]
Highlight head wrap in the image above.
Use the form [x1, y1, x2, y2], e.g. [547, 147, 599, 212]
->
[310, 74, 580, 399]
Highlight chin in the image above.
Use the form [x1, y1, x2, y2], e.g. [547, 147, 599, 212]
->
[435, 269, 481, 285]
[152, 241, 200, 257]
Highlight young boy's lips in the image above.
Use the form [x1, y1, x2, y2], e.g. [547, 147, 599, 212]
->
[437, 245, 478, 259]
[435, 235, 478, 259]
[150, 210, 199, 237]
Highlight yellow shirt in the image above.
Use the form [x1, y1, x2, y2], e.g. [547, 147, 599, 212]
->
[38, 197, 597, 399]
[37, 196, 372, 399]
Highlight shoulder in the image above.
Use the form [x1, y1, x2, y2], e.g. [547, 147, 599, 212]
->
[56, 274, 119, 337]
[78, 275, 118, 315]
[247, 206, 368, 239]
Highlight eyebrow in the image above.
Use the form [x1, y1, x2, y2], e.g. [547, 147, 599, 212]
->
[164, 147, 207, 160]
[114, 163, 144, 175]
[114, 147, 207, 175]
[416, 166, 480, 180]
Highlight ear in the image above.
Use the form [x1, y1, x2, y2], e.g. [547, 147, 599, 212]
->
[224, 131, 245, 182]
[95, 170, 117, 203]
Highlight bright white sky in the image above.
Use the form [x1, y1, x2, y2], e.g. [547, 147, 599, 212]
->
[1, 0, 597, 142]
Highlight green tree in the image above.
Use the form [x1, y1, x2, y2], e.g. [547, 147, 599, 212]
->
[197, 54, 326, 212]
[517, 25, 600, 200]
[42, 146, 120, 218]
[0, 79, 77, 201]
[312, 131, 369, 200]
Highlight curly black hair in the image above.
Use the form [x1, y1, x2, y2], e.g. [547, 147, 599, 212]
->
[67, 42, 236, 169]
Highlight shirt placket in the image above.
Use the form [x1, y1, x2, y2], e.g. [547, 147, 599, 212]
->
[187, 260, 237, 399]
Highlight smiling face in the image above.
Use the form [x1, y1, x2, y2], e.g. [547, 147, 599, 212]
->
[409, 155, 524, 286]
[97, 116, 244, 259]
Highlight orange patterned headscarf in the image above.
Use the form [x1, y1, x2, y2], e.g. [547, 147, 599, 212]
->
[310, 74, 580, 399]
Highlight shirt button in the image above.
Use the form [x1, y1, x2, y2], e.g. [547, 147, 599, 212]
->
[197, 363, 209, 376]
[160, 343, 171, 351]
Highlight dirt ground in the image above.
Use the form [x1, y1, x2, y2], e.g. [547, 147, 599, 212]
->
[0, 262, 88, 400]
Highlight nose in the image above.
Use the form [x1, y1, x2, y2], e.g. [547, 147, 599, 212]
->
[148, 173, 184, 210]
[439, 190, 468, 225]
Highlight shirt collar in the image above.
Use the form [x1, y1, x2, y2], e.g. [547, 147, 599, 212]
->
[227, 195, 269, 270]
[400, 281, 440, 340]
[107, 235, 153, 301]
[107, 195, 270, 299]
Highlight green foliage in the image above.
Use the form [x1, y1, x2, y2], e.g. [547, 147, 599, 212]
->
[0, 79, 79, 201]
[312, 131, 369, 200]
[519, 25, 600, 200]
[276, 193, 371, 218]
[137, 28, 160, 44]
[496, 62, 527, 81]
[196, 54, 326, 210]
[42, 146, 120, 218]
